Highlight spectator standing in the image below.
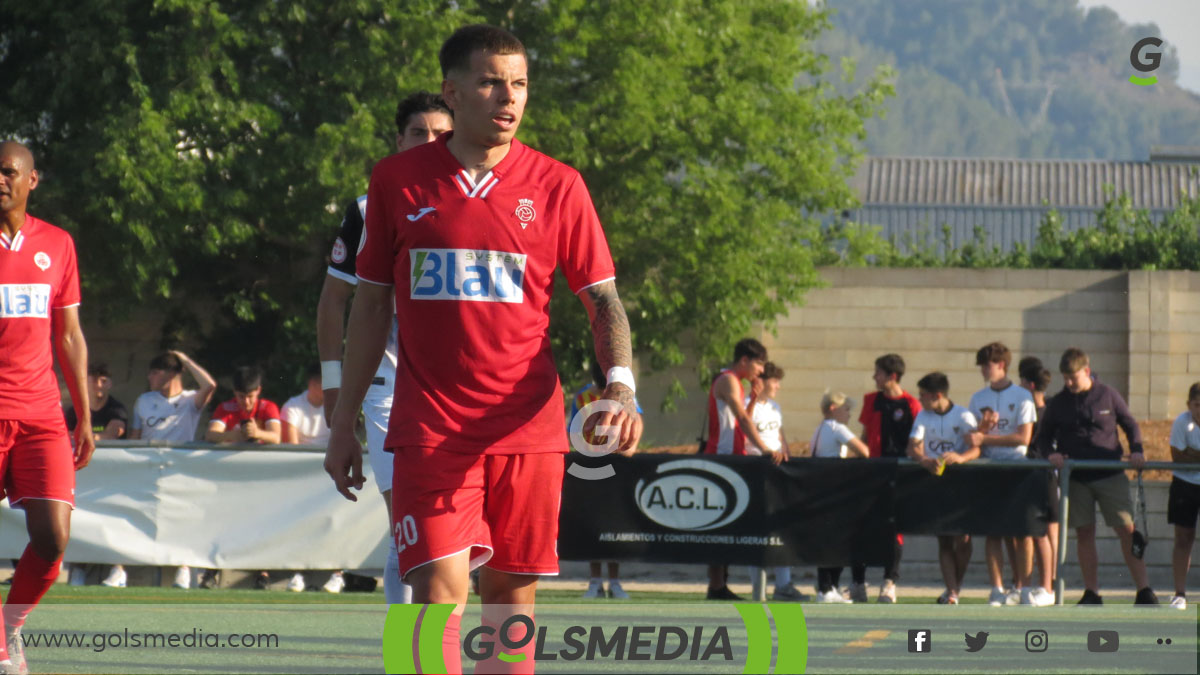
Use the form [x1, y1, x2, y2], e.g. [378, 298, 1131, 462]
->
[907, 372, 979, 605]
[703, 338, 784, 600]
[65, 363, 128, 586]
[810, 391, 868, 602]
[1167, 382, 1200, 610]
[126, 350, 217, 589]
[1036, 347, 1159, 605]
[1018, 356, 1057, 607]
[855, 353, 920, 603]
[745, 362, 806, 601]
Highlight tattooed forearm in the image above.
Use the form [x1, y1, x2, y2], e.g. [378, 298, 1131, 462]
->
[583, 281, 633, 371]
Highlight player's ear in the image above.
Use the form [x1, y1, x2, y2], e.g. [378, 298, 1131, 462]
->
[441, 78, 458, 110]
[28, 169, 38, 191]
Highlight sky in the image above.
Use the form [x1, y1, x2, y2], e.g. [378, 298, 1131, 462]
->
[1077, 0, 1200, 94]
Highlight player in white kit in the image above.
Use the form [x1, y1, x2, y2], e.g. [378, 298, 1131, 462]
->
[315, 92, 452, 602]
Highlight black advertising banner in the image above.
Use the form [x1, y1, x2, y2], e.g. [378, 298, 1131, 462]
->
[893, 463, 1052, 536]
[559, 454, 1052, 567]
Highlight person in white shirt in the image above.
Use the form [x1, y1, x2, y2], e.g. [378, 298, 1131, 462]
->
[1167, 383, 1200, 610]
[809, 391, 868, 602]
[744, 362, 805, 601]
[282, 367, 331, 445]
[968, 342, 1037, 607]
[122, 350, 216, 590]
[907, 372, 979, 605]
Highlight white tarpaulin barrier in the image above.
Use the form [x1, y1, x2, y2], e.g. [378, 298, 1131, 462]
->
[0, 443, 390, 569]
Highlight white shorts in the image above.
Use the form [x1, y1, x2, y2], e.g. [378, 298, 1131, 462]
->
[363, 394, 393, 492]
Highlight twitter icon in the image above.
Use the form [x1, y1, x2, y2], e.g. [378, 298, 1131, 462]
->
[964, 632, 989, 652]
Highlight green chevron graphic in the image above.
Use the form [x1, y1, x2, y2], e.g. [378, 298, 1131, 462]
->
[382, 604, 453, 674]
[769, 604, 808, 674]
[1129, 75, 1158, 86]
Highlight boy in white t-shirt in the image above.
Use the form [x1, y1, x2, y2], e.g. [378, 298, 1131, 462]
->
[745, 363, 806, 601]
[908, 372, 979, 604]
[809, 391, 869, 602]
[282, 367, 331, 445]
[1168, 382, 1200, 610]
[968, 342, 1038, 607]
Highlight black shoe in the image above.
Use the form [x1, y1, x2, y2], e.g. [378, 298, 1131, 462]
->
[706, 585, 743, 601]
[1077, 589, 1103, 605]
[1135, 587, 1160, 605]
[198, 570, 218, 590]
[255, 571, 270, 590]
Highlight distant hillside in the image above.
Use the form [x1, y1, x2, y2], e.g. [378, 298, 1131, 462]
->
[823, 0, 1200, 159]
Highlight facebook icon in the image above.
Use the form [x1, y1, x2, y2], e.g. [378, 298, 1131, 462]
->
[908, 629, 932, 653]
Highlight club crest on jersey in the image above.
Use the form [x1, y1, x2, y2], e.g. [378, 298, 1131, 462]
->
[0, 284, 51, 318]
[34, 252, 51, 271]
[515, 198, 536, 230]
[410, 248, 526, 303]
[330, 237, 347, 264]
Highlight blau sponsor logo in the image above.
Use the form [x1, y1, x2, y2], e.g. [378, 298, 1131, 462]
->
[410, 249, 526, 303]
[0, 284, 51, 318]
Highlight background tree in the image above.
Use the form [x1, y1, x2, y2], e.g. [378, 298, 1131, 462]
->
[0, 0, 890, 403]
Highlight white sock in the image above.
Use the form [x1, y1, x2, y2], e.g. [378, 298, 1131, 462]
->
[774, 566, 792, 587]
[383, 537, 411, 604]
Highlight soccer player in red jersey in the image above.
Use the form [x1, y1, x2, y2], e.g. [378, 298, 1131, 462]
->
[324, 25, 641, 673]
[0, 141, 94, 675]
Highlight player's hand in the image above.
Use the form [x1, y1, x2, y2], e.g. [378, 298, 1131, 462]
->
[242, 419, 259, 441]
[920, 456, 940, 475]
[1129, 452, 1146, 470]
[770, 448, 788, 465]
[324, 426, 365, 501]
[593, 383, 642, 455]
[322, 388, 340, 428]
[978, 409, 998, 434]
[942, 452, 963, 465]
[73, 424, 96, 469]
[1048, 452, 1065, 470]
[968, 430, 986, 447]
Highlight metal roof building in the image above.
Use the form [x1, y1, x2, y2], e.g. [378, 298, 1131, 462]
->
[845, 148, 1200, 251]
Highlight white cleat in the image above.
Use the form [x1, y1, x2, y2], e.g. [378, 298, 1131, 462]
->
[988, 587, 1007, 607]
[287, 573, 306, 593]
[817, 588, 852, 603]
[322, 571, 345, 594]
[101, 566, 127, 588]
[174, 565, 191, 589]
[68, 565, 87, 587]
[877, 579, 897, 604]
[1170, 595, 1187, 610]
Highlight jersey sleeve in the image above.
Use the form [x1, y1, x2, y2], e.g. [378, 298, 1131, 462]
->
[556, 172, 616, 294]
[1017, 396, 1037, 425]
[1171, 414, 1189, 449]
[328, 199, 365, 284]
[210, 404, 236, 428]
[261, 400, 282, 423]
[130, 396, 145, 431]
[961, 409, 979, 431]
[909, 415, 926, 441]
[356, 162, 397, 286]
[833, 422, 856, 445]
[54, 232, 81, 308]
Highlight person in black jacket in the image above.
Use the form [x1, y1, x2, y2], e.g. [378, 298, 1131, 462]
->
[1035, 348, 1158, 605]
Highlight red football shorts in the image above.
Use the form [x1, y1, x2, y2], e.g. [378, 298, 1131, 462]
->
[391, 447, 564, 579]
[0, 419, 76, 507]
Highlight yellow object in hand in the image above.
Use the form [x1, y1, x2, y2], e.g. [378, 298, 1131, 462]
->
[935, 457, 946, 476]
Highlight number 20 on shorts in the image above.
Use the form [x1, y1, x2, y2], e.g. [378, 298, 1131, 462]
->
[394, 515, 419, 553]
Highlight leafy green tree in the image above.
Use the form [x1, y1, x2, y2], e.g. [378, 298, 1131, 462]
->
[1, 1, 890, 401]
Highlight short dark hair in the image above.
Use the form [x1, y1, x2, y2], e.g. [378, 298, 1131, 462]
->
[1189, 382, 1200, 403]
[395, 92, 451, 137]
[874, 353, 905, 380]
[1018, 356, 1052, 392]
[88, 363, 112, 378]
[232, 365, 264, 393]
[761, 362, 784, 381]
[975, 342, 1012, 368]
[148, 353, 183, 374]
[733, 338, 767, 363]
[1059, 348, 1089, 374]
[916, 372, 950, 397]
[305, 364, 322, 383]
[439, 24, 526, 78]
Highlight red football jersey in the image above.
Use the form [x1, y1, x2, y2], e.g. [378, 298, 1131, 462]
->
[210, 398, 281, 437]
[0, 215, 81, 420]
[357, 134, 616, 454]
